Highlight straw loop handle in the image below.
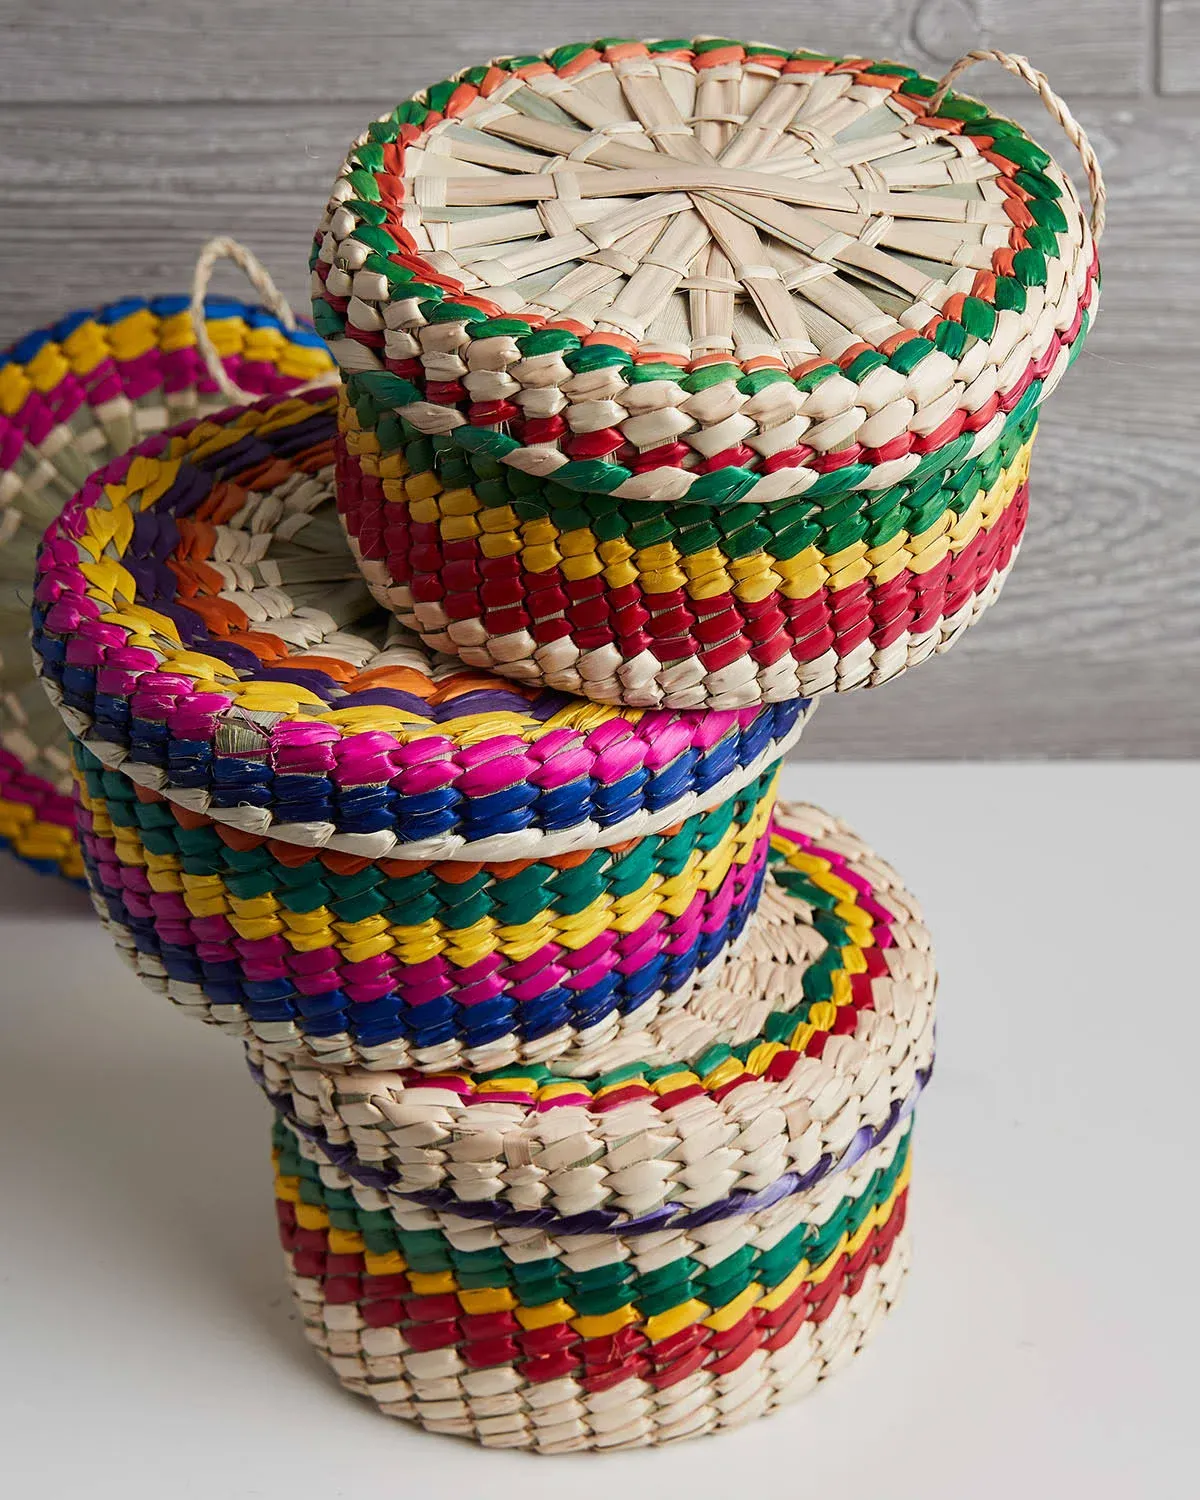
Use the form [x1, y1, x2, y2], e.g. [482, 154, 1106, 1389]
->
[931, 50, 1105, 242]
[190, 236, 302, 402]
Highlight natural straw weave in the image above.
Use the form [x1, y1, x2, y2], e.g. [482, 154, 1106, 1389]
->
[73, 737, 784, 1071]
[262, 802, 933, 1449]
[31, 393, 812, 863]
[274, 1117, 912, 1449]
[314, 40, 1101, 707]
[0, 279, 334, 880]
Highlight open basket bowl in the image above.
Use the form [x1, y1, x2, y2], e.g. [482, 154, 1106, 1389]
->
[315, 40, 1102, 708]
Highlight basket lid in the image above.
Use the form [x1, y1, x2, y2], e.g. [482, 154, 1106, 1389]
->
[32, 392, 810, 861]
[312, 39, 1099, 505]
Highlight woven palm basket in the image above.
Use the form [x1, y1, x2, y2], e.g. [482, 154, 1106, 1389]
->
[315, 41, 1103, 708]
[31, 390, 811, 1068]
[260, 804, 935, 1450]
[72, 739, 782, 1069]
[0, 257, 334, 881]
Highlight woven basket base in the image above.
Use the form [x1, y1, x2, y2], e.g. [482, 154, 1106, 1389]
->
[74, 745, 790, 1075]
[252, 802, 934, 1226]
[283, 1211, 909, 1452]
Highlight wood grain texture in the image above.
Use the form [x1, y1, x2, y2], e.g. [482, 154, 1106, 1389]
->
[797, 653, 1200, 758]
[0, 9, 1171, 352]
[0, 1, 1191, 755]
[1161, 0, 1200, 92]
[0, 98, 1189, 352]
[0, 0, 1152, 101]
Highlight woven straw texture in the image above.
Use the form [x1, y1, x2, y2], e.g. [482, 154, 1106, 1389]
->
[337, 384, 1033, 706]
[314, 38, 1099, 708]
[275, 1114, 911, 1450]
[31, 393, 812, 863]
[73, 737, 785, 1072]
[261, 801, 932, 1448]
[0, 294, 334, 881]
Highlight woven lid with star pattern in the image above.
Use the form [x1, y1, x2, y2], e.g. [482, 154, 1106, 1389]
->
[311, 38, 1102, 507]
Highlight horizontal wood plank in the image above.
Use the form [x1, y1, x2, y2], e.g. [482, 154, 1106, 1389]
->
[1161, 0, 1200, 92]
[0, 99, 1189, 353]
[0, 0, 1151, 102]
[795, 653, 1200, 758]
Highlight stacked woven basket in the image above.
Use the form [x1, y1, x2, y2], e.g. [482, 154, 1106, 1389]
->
[10, 38, 1102, 1451]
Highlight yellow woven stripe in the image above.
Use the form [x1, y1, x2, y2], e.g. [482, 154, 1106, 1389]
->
[774, 437, 1034, 600]
[27, 343, 71, 393]
[62, 321, 111, 376]
[754, 831, 875, 1052]
[0, 796, 81, 876]
[0, 364, 32, 416]
[393, 435, 1032, 607]
[156, 310, 205, 353]
[106, 309, 159, 362]
[0, 798, 39, 839]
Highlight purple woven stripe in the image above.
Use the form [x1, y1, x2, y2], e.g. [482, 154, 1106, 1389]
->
[252, 1055, 932, 1237]
[290, 685, 555, 721]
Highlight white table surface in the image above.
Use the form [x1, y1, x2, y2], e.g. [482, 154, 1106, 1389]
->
[2, 763, 1196, 1498]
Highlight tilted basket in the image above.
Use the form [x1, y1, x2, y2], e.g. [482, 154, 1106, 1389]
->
[314, 40, 1102, 708]
[32, 391, 810, 1071]
[73, 740, 782, 1071]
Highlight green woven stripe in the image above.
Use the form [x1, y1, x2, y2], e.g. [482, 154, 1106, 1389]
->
[275, 1117, 912, 1316]
[390, 400, 1038, 558]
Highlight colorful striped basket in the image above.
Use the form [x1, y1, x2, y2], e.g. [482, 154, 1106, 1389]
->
[0, 246, 335, 881]
[72, 738, 783, 1070]
[262, 803, 935, 1449]
[31, 387, 813, 1074]
[315, 42, 1103, 708]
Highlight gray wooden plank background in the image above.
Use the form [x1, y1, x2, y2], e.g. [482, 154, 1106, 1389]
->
[1, 0, 1195, 757]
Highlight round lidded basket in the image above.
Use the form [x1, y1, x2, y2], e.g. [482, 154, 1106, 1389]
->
[314, 40, 1103, 708]
[0, 243, 335, 881]
[262, 803, 935, 1450]
[31, 388, 810, 1070]
[275, 1117, 913, 1449]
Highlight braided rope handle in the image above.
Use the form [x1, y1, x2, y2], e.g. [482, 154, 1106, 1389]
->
[190, 235, 334, 401]
[931, 50, 1105, 242]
